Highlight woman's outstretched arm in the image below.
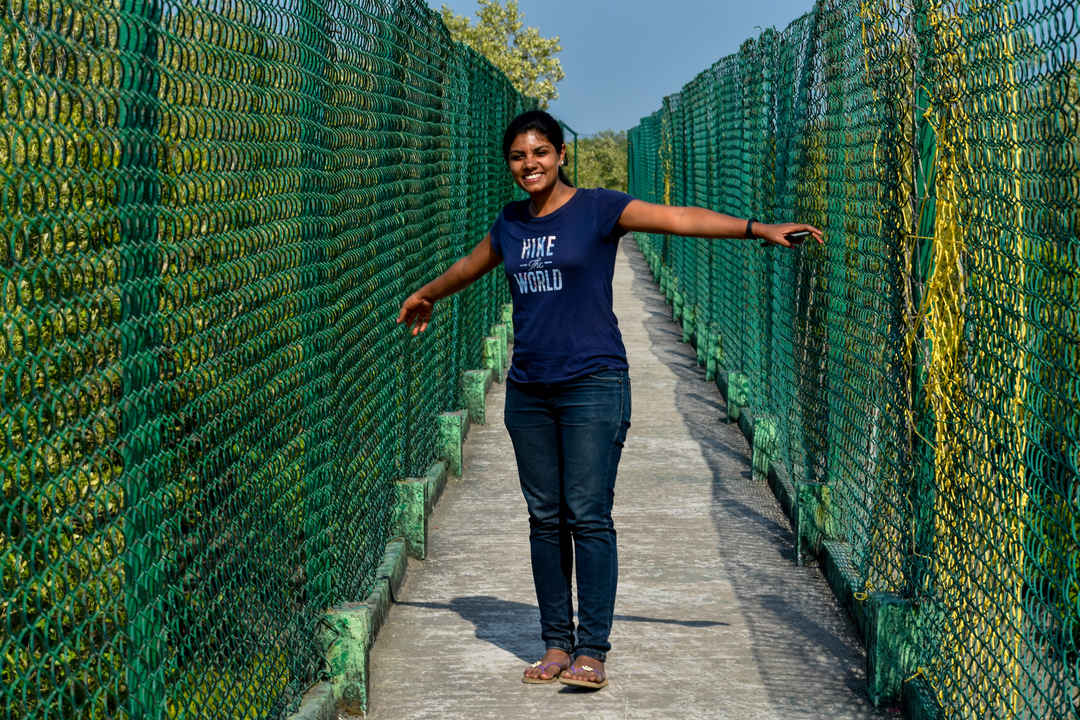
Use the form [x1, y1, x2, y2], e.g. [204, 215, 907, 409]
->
[397, 234, 503, 335]
[618, 199, 823, 248]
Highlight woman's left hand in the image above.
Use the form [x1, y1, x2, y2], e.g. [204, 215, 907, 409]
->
[756, 222, 824, 248]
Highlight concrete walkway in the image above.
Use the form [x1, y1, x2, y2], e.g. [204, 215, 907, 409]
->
[364, 241, 892, 720]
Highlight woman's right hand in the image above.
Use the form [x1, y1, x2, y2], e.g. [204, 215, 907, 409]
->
[397, 293, 434, 335]
[397, 293, 434, 338]
[396, 235, 501, 336]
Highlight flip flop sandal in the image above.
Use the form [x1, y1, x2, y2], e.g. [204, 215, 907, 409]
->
[522, 660, 566, 684]
[558, 663, 608, 689]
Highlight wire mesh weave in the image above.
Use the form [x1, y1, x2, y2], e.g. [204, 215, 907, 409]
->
[629, 1, 1079, 717]
[0, 0, 526, 717]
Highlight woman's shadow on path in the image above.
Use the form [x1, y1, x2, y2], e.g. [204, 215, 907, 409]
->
[396, 596, 727, 662]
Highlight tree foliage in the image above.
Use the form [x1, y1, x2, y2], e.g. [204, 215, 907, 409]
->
[441, 0, 564, 107]
[566, 130, 628, 192]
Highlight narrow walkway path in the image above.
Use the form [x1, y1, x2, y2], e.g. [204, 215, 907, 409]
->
[365, 241, 891, 719]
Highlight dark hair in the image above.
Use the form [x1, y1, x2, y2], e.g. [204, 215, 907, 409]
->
[502, 110, 574, 187]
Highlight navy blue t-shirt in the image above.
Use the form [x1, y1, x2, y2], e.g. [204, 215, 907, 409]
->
[489, 188, 634, 384]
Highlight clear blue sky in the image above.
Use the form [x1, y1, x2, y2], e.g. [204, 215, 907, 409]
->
[432, 0, 816, 137]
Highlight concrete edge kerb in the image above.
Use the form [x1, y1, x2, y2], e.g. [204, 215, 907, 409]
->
[286, 324, 512, 719]
[632, 235, 943, 720]
[286, 682, 336, 720]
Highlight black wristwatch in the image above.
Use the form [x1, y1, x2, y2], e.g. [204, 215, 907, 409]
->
[745, 218, 757, 238]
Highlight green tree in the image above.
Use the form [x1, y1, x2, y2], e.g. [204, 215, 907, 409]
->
[566, 130, 628, 191]
[441, 0, 564, 107]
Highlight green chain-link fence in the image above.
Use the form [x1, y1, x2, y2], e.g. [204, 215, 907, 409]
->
[0, 1, 528, 717]
[629, 1, 1078, 718]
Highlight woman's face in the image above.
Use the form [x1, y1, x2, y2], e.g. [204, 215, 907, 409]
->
[507, 130, 565, 195]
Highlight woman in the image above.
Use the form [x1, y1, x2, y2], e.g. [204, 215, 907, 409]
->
[397, 110, 823, 690]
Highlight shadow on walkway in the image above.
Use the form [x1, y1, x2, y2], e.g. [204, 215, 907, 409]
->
[397, 597, 729, 664]
[623, 245, 885, 712]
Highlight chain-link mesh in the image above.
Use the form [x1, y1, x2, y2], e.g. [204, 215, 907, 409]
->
[0, 1, 526, 718]
[629, 1, 1079, 717]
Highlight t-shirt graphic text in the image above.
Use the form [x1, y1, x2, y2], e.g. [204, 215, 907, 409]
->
[514, 234, 562, 294]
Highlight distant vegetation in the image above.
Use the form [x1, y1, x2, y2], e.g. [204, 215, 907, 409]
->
[566, 130, 628, 192]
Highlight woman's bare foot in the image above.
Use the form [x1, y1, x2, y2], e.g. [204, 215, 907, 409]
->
[559, 655, 607, 688]
[522, 648, 571, 683]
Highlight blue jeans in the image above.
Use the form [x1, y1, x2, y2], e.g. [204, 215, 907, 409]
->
[504, 369, 631, 662]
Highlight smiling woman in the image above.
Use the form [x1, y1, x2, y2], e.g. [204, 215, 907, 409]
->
[397, 108, 822, 690]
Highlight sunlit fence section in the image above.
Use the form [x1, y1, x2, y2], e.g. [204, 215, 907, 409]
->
[0, 0, 527, 717]
[629, 1, 1079, 718]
